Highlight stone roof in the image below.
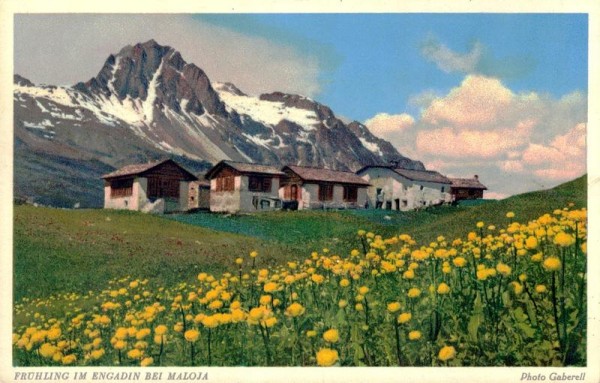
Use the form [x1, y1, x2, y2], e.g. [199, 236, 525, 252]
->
[284, 165, 370, 186]
[205, 160, 285, 179]
[449, 177, 487, 190]
[102, 159, 198, 181]
[357, 165, 451, 184]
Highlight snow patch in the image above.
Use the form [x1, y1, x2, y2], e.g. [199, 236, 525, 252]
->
[215, 83, 319, 130]
[359, 137, 383, 156]
[143, 59, 163, 123]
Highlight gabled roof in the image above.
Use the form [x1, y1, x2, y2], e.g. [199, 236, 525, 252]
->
[205, 160, 285, 179]
[357, 165, 452, 184]
[449, 177, 487, 190]
[284, 165, 370, 186]
[102, 159, 198, 181]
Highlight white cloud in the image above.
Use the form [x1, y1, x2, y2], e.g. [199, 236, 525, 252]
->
[421, 37, 483, 74]
[364, 75, 587, 197]
[14, 14, 321, 97]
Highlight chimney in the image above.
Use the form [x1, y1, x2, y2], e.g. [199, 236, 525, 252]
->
[474, 175, 479, 180]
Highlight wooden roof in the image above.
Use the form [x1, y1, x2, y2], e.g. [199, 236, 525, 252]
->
[205, 160, 285, 179]
[284, 165, 370, 186]
[449, 177, 488, 190]
[102, 159, 198, 181]
[357, 165, 452, 184]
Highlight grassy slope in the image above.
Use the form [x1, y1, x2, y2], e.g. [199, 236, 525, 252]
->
[14, 175, 586, 300]
[13, 208, 292, 300]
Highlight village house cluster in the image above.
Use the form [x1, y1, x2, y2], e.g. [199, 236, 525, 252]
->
[102, 159, 487, 214]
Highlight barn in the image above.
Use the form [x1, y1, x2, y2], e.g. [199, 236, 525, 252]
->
[204, 160, 285, 213]
[449, 175, 487, 201]
[280, 165, 370, 210]
[357, 165, 452, 211]
[102, 159, 197, 213]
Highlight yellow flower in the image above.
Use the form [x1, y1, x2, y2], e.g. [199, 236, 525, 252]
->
[114, 327, 128, 340]
[306, 330, 317, 338]
[543, 257, 561, 272]
[259, 295, 272, 306]
[408, 330, 422, 341]
[355, 303, 364, 311]
[438, 345, 456, 361]
[437, 283, 450, 295]
[113, 340, 126, 350]
[140, 357, 153, 367]
[358, 286, 370, 295]
[496, 262, 512, 277]
[453, 257, 467, 267]
[129, 280, 139, 288]
[262, 317, 277, 328]
[249, 307, 265, 321]
[62, 354, 77, 365]
[39, 343, 57, 358]
[525, 236, 538, 250]
[250, 251, 259, 258]
[511, 282, 524, 295]
[47, 327, 61, 341]
[476, 222, 484, 228]
[398, 312, 412, 324]
[208, 300, 224, 310]
[154, 325, 168, 336]
[339, 299, 348, 309]
[535, 285, 547, 294]
[387, 302, 401, 313]
[311, 274, 325, 284]
[316, 348, 339, 367]
[531, 252, 543, 262]
[407, 288, 421, 298]
[263, 282, 279, 293]
[285, 302, 306, 317]
[506, 212, 515, 218]
[90, 349, 105, 360]
[127, 348, 143, 359]
[202, 316, 219, 329]
[403, 269, 415, 279]
[339, 278, 350, 287]
[235, 258, 243, 265]
[184, 329, 199, 342]
[323, 329, 340, 343]
[554, 232, 575, 247]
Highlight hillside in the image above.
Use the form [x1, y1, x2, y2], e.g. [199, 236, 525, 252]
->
[13, 175, 586, 302]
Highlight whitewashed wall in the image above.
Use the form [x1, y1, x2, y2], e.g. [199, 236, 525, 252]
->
[210, 175, 281, 213]
[360, 168, 451, 211]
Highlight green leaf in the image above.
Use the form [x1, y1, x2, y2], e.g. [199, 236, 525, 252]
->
[513, 307, 527, 323]
[525, 300, 538, 327]
[517, 322, 535, 338]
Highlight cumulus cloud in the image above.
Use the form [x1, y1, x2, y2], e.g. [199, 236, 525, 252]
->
[14, 14, 322, 97]
[364, 75, 587, 197]
[421, 37, 483, 74]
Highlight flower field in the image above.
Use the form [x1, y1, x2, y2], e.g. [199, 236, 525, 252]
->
[13, 206, 587, 367]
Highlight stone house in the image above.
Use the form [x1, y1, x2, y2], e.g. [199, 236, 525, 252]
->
[204, 160, 285, 213]
[356, 165, 452, 211]
[102, 159, 197, 213]
[188, 179, 211, 210]
[280, 165, 370, 210]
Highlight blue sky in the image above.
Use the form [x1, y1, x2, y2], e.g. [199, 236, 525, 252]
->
[195, 13, 587, 120]
[14, 13, 588, 198]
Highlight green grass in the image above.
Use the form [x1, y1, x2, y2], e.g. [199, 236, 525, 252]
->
[13, 208, 293, 301]
[14, 174, 586, 302]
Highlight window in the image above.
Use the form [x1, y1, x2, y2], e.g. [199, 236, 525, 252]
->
[249, 176, 272, 193]
[319, 184, 334, 201]
[420, 185, 424, 191]
[441, 187, 445, 192]
[343, 185, 358, 202]
[216, 176, 235, 192]
[110, 178, 133, 198]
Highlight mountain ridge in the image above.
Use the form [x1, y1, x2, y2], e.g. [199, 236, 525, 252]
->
[14, 39, 424, 207]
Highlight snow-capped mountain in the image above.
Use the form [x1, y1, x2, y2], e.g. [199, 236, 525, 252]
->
[14, 39, 423, 207]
